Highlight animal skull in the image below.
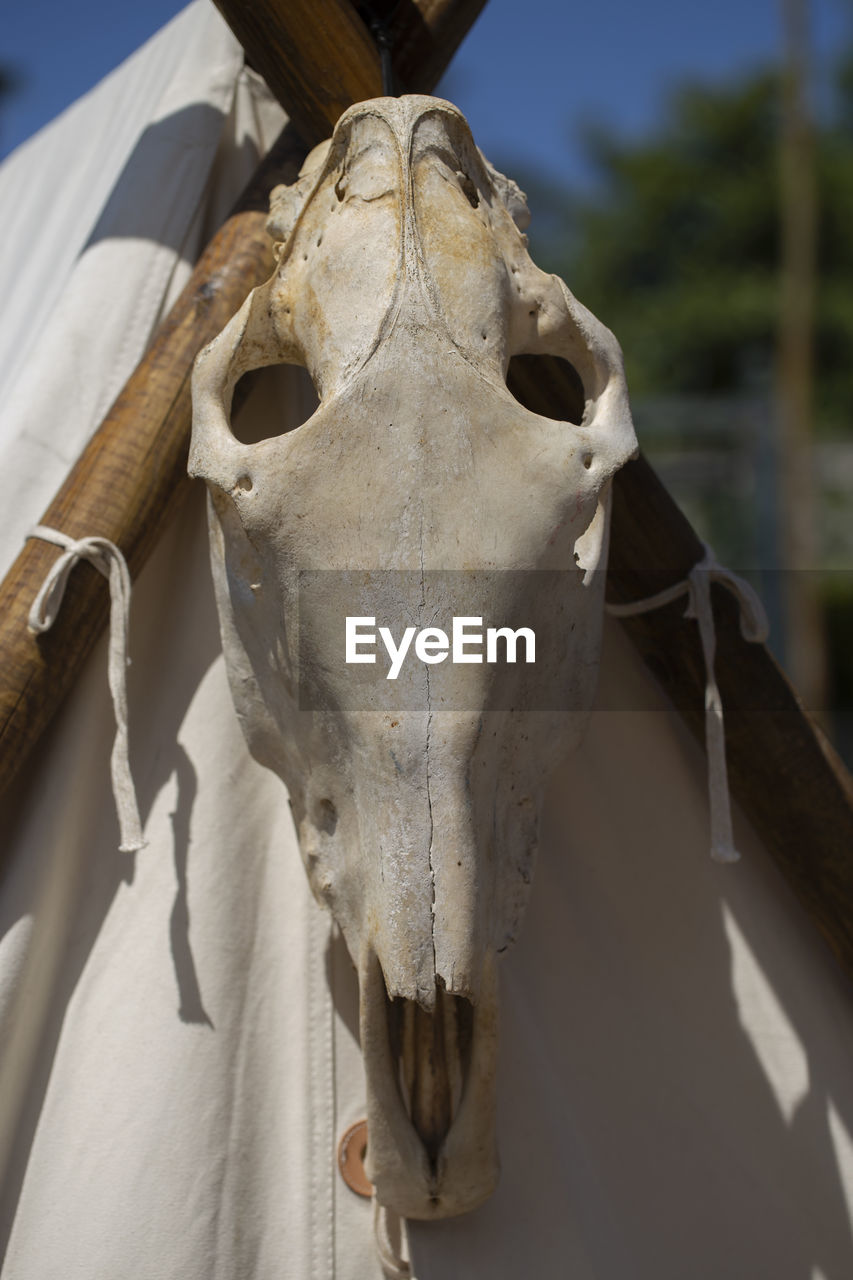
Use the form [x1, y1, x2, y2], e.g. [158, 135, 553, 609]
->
[190, 95, 636, 1220]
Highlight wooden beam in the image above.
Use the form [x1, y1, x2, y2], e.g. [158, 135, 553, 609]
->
[209, 0, 383, 146]
[387, 0, 488, 96]
[0, 129, 307, 811]
[0, 0, 485, 816]
[508, 355, 853, 982]
[208, 0, 487, 147]
[612, 455, 853, 977]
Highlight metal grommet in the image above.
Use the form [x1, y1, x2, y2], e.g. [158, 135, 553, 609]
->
[337, 1119, 373, 1198]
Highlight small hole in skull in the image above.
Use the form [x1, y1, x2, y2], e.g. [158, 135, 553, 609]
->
[230, 365, 320, 444]
[505, 354, 585, 427]
[316, 798, 338, 835]
[457, 171, 479, 208]
[235, 474, 253, 492]
[583, 452, 593, 469]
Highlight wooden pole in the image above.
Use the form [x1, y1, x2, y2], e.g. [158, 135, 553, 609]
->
[208, 0, 488, 146]
[208, 0, 383, 147]
[0, 128, 307, 804]
[612, 454, 853, 975]
[0, 0, 485, 810]
[509, 356, 853, 981]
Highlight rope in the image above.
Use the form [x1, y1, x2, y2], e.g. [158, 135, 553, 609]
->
[27, 525, 146, 854]
[607, 545, 769, 864]
[373, 1198, 411, 1279]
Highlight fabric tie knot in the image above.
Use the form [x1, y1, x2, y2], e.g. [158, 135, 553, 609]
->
[27, 524, 146, 854]
[607, 544, 769, 864]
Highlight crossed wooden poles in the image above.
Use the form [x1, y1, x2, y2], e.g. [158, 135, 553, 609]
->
[1, 0, 852, 982]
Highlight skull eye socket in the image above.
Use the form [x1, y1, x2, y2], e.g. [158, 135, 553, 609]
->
[229, 364, 320, 445]
[505, 353, 586, 427]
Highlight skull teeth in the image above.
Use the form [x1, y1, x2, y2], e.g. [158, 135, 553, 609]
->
[387, 985, 474, 1168]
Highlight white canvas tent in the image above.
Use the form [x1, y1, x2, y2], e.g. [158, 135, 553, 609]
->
[1, 4, 853, 1276]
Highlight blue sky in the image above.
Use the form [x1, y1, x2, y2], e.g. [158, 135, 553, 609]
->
[2, 0, 851, 185]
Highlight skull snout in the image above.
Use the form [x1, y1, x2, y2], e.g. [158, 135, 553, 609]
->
[328, 718, 491, 1011]
[360, 948, 500, 1219]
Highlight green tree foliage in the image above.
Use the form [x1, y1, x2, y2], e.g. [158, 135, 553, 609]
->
[521, 65, 853, 435]
[816, 52, 853, 431]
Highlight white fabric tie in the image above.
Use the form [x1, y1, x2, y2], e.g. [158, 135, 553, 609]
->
[607, 545, 769, 863]
[373, 1199, 411, 1279]
[27, 525, 146, 853]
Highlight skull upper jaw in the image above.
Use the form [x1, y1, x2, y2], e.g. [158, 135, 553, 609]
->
[360, 949, 500, 1220]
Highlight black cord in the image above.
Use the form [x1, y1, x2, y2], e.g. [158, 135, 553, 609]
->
[357, 2, 400, 97]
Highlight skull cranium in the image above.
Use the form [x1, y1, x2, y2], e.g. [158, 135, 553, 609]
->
[190, 95, 636, 1220]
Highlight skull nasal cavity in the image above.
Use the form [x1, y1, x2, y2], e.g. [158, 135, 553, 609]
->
[316, 798, 338, 835]
[456, 171, 479, 208]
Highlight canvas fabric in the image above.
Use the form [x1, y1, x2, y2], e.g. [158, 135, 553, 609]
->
[1, 5, 852, 1276]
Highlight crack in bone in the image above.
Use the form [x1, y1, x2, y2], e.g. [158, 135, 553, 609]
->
[420, 512, 437, 1000]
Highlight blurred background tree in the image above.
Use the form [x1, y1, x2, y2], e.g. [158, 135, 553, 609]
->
[521, 58, 853, 427]
[548, 75, 785, 399]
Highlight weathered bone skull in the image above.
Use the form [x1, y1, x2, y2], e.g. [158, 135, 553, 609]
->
[190, 96, 636, 1220]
